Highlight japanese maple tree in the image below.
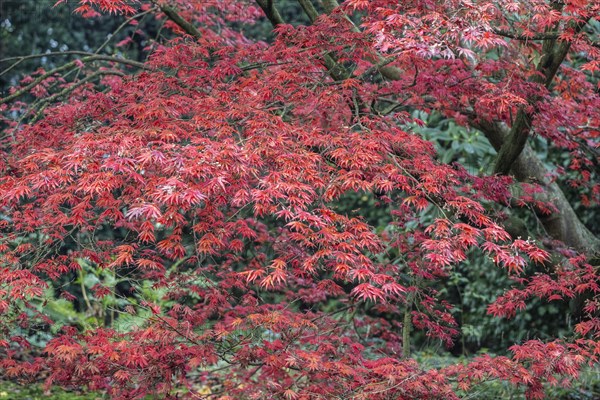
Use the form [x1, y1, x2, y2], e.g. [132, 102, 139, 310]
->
[0, 0, 599, 399]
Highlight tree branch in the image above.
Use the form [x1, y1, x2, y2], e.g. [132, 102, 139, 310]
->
[1, 51, 150, 78]
[493, 29, 560, 41]
[152, 1, 202, 39]
[29, 70, 125, 123]
[0, 55, 150, 105]
[256, 0, 349, 82]
[311, 0, 404, 81]
[94, 7, 157, 54]
[255, 0, 286, 25]
[296, 0, 320, 23]
[493, 16, 589, 175]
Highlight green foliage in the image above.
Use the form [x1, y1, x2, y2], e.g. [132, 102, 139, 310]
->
[405, 111, 573, 354]
[0, 380, 103, 400]
[1, 0, 159, 96]
[408, 111, 497, 175]
[440, 252, 572, 354]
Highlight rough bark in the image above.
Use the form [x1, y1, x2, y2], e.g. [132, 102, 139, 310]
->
[155, 2, 203, 39]
[255, 0, 286, 25]
[479, 120, 600, 254]
[493, 13, 588, 175]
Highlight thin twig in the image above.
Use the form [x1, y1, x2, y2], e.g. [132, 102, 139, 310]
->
[1, 55, 149, 105]
[95, 7, 157, 54]
[492, 29, 560, 41]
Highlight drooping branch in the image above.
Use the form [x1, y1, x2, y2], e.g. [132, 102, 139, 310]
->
[1, 51, 90, 78]
[0, 55, 150, 105]
[1, 8, 154, 97]
[492, 29, 560, 41]
[94, 7, 157, 54]
[256, 0, 351, 82]
[28, 70, 126, 123]
[312, 0, 404, 81]
[0, 52, 150, 74]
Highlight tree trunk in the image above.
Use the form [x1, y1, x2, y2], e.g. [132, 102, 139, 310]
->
[478, 120, 600, 254]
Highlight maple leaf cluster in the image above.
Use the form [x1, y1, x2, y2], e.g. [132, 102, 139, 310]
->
[0, 0, 599, 398]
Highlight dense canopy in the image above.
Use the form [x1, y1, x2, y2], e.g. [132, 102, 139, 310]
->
[1, 0, 599, 399]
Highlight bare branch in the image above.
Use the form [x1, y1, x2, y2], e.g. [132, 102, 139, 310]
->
[0, 55, 149, 105]
[493, 29, 560, 41]
[95, 7, 157, 54]
[151, 0, 202, 39]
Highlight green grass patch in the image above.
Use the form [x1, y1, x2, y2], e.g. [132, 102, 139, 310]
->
[0, 381, 104, 400]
